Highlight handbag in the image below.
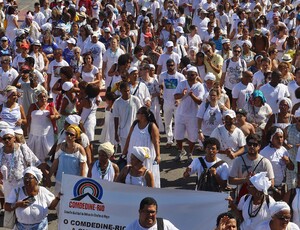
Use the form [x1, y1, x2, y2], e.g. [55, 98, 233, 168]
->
[4, 187, 20, 229]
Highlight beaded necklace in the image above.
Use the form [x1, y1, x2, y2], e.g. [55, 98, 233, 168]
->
[97, 160, 111, 179]
[248, 195, 264, 218]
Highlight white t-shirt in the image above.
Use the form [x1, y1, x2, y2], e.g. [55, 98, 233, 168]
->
[260, 83, 290, 113]
[126, 219, 179, 230]
[196, 103, 223, 136]
[47, 59, 69, 89]
[253, 70, 265, 88]
[288, 80, 300, 106]
[159, 71, 185, 103]
[187, 34, 202, 49]
[83, 41, 106, 69]
[78, 65, 99, 83]
[174, 80, 205, 117]
[232, 82, 254, 110]
[0, 67, 18, 92]
[157, 52, 181, 73]
[103, 48, 125, 85]
[210, 125, 246, 168]
[260, 145, 290, 186]
[12, 54, 26, 72]
[222, 58, 247, 90]
[130, 81, 151, 105]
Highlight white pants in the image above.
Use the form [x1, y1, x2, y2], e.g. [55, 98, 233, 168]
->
[163, 103, 177, 144]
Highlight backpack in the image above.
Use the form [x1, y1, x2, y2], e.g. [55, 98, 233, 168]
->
[224, 58, 246, 73]
[196, 157, 225, 192]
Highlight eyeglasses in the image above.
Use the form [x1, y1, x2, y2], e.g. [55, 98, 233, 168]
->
[247, 142, 259, 147]
[2, 136, 12, 141]
[275, 215, 291, 221]
[66, 132, 75, 137]
[24, 176, 35, 181]
[234, 50, 241, 53]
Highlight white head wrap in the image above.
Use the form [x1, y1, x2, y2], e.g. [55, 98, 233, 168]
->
[270, 128, 284, 142]
[0, 129, 15, 138]
[5, 85, 17, 98]
[65, 115, 81, 125]
[62, 82, 74, 91]
[132, 146, 150, 162]
[187, 66, 198, 73]
[98, 142, 115, 158]
[243, 40, 252, 48]
[249, 172, 272, 195]
[278, 97, 292, 110]
[0, 121, 10, 130]
[23, 166, 43, 183]
[270, 201, 290, 217]
[149, 64, 155, 70]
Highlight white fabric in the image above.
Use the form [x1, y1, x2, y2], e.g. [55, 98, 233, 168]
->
[232, 82, 254, 110]
[256, 220, 299, 230]
[253, 70, 265, 88]
[6, 186, 55, 225]
[47, 59, 69, 92]
[0, 68, 18, 104]
[83, 41, 106, 69]
[157, 52, 181, 73]
[91, 160, 115, 182]
[260, 145, 289, 186]
[222, 58, 247, 90]
[260, 83, 290, 113]
[292, 188, 300, 226]
[130, 81, 151, 105]
[249, 172, 272, 195]
[81, 98, 97, 141]
[126, 219, 179, 230]
[238, 194, 275, 230]
[99, 109, 116, 145]
[23, 166, 43, 183]
[288, 80, 300, 106]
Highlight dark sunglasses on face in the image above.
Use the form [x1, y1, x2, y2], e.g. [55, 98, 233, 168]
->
[66, 132, 75, 137]
[247, 142, 258, 147]
[2, 136, 12, 141]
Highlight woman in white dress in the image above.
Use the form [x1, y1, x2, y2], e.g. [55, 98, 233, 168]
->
[5, 6, 19, 42]
[27, 90, 60, 161]
[89, 142, 119, 182]
[75, 52, 101, 86]
[77, 84, 100, 142]
[122, 106, 161, 188]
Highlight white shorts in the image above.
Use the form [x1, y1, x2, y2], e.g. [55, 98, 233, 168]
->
[174, 114, 198, 142]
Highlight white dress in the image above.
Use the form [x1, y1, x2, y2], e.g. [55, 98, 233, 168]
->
[6, 14, 18, 42]
[99, 108, 116, 145]
[81, 98, 97, 142]
[27, 106, 55, 161]
[91, 160, 115, 182]
[127, 123, 160, 188]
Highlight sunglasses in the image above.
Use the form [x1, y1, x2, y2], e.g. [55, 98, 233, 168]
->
[247, 142, 259, 147]
[2, 136, 12, 141]
[66, 132, 75, 137]
[234, 50, 241, 53]
[188, 73, 197, 76]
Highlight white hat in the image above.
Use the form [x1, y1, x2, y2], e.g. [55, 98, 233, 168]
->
[15, 29, 25, 37]
[261, 28, 270, 36]
[141, 6, 147, 11]
[250, 172, 272, 195]
[41, 23, 52, 31]
[281, 54, 292, 62]
[132, 146, 150, 162]
[92, 32, 99, 37]
[278, 97, 292, 109]
[23, 166, 43, 183]
[0, 129, 15, 138]
[295, 108, 300, 118]
[0, 121, 9, 130]
[243, 40, 252, 48]
[1, 36, 8, 41]
[128, 66, 138, 74]
[14, 129, 23, 135]
[143, 16, 150, 22]
[187, 65, 198, 73]
[32, 40, 41, 46]
[66, 38, 76, 45]
[189, 46, 198, 52]
[175, 26, 184, 34]
[273, 3, 280, 9]
[65, 115, 81, 125]
[98, 142, 115, 158]
[149, 64, 155, 70]
[223, 109, 236, 118]
[106, 4, 114, 12]
[104, 27, 111, 33]
[166, 41, 174, 47]
[56, 23, 66, 31]
[62, 82, 74, 91]
[80, 5, 87, 12]
[221, 38, 230, 44]
[204, 72, 216, 81]
[200, 9, 208, 14]
[270, 201, 290, 217]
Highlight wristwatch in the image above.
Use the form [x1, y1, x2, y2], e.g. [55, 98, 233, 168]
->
[198, 129, 202, 134]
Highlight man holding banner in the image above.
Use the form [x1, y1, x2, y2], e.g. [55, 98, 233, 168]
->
[126, 197, 179, 230]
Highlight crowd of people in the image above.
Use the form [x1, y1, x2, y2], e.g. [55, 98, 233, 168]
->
[0, 0, 300, 229]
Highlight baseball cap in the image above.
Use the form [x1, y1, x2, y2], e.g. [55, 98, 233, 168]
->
[223, 109, 236, 118]
[66, 38, 76, 45]
[128, 66, 138, 74]
[166, 41, 174, 47]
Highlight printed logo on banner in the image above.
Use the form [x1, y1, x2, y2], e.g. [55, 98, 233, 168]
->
[69, 178, 105, 211]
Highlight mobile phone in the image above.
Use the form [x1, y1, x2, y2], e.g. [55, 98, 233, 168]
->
[23, 196, 36, 205]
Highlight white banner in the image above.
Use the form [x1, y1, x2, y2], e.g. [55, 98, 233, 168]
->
[58, 174, 228, 230]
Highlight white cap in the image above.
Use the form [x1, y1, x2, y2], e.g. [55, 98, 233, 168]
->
[166, 41, 174, 47]
[175, 26, 184, 34]
[222, 38, 230, 44]
[104, 27, 111, 33]
[62, 82, 74, 91]
[141, 6, 147, 11]
[223, 109, 236, 118]
[243, 40, 252, 48]
[32, 40, 41, 46]
[187, 65, 198, 73]
[273, 3, 280, 8]
[204, 72, 216, 81]
[92, 32, 99, 37]
[41, 23, 52, 31]
[65, 115, 81, 125]
[128, 66, 138, 74]
[66, 38, 76, 45]
[149, 64, 155, 70]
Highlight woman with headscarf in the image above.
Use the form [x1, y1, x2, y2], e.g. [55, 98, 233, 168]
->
[243, 90, 273, 137]
[0, 129, 41, 200]
[4, 166, 60, 230]
[117, 146, 154, 187]
[260, 127, 294, 200]
[230, 172, 275, 230]
[49, 125, 87, 195]
[21, 12, 41, 41]
[265, 97, 295, 137]
[27, 90, 60, 161]
[122, 106, 160, 187]
[0, 86, 27, 133]
[256, 201, 299, 230]
[89, 142, 119, 182]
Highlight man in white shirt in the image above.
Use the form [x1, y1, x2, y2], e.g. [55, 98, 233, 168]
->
[288, 68, 300, 107]
[33, 2, 46, 27]
[159, 59, 185, 148]
[232, 71, 254, 111]
[126, 197, 179, 230]
[174, 65, 205, 162]
[114, 82, 142, 151]
[260, 70, 290, 113]
[253, 57, 271, 89]
[157, 41, 180, 75]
